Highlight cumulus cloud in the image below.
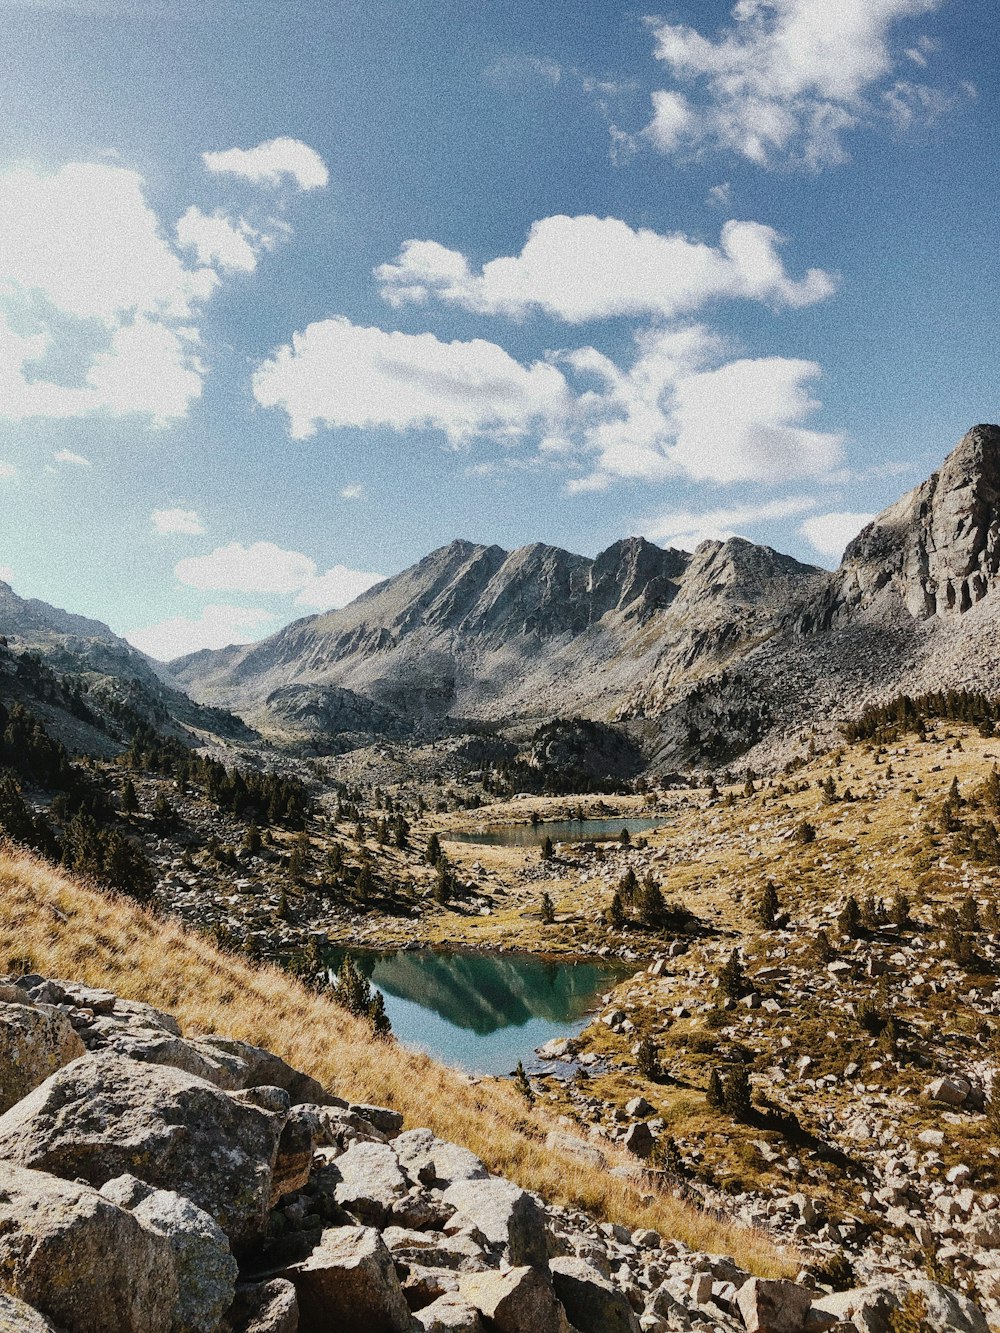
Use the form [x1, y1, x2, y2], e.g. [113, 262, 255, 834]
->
[643, 0, 946, 169]
[202, 137, 328, 191]
[175, 541, 317, 595]
[0, 161, 219, 424]
[799, 510, 875, 561]
[53, 449, 91, 466]
[125, 603, 276, 662]
[151, 507, 205, 536]
[340, 484, 364, 500]
[294, 564, 386, 610]
[175, 207, 261, 273]
[376, 214, 834, 322]
[644, 496, 817, 550]
[174, 539, 386, 610]
[253, 317, 571, 442]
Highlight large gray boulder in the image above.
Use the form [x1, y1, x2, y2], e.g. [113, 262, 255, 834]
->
[890, 1281, 989, 1333]
[222, 1280, 299, 1333]
[549, 1256, 640, 1333]
[100, 1175, 238, 1333]
[0, 1054, 288, 1251]
[441, 1177, 548, 1267]
[193, 1035, 334, 1104]
[0, 1292, 63, 1331]
[0, 1163, 177, 1333]
[394, 1130, 488, 1186]
[281, 1225, 414, 1332]
[458, 1268, 570, 1333]
[414, 1295, 486, 1331]
[0, 1000, 84, 1113]
[332, 1141, 411, 1225]
[736, 1278, 813, 1333]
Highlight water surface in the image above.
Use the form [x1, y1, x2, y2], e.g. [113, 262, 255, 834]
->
[324, 946, 628, 1075]
[443, 815, 665, 848]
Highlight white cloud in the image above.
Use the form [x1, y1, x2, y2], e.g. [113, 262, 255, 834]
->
[151, 507, 205, 536]
[376, 214, 834, 322]
[294, 564, 386, 610]
[253, 316, 571, 442]
[644, 0, 944, 169]
[175, 541, 316, 595]
[52, 449, 91, 466]
[202, 137, 329, 191]
[175, 207, 260, 273]
[564, 325, 844, 489]
[0, 462, 17, 481]
[644, 496, 817, 550]
[799, 510, 875, 561]
[0, 161, 220, 424]
[125, 603, 276, 662]
[340, 484, 364, 500]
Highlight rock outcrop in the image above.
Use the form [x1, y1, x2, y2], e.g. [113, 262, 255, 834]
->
[0, 972, 987, 1333]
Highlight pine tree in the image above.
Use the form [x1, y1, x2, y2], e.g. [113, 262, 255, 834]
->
[540, 835, 554, 861]
[120, 778, 138, 813]
[839, 894, 862, 938]
[706, 1067, 725, 1109]
[723, 1064, 753, 1121]
[514, 1060, 534, 1104]
[608, 891, 625, 930]
[637, 1037, 662, 1081]
[717, 948, 747, 999]
[540, 892, 555, 924]
[757, 880, 780, 929]
[425, 832, 442, 865]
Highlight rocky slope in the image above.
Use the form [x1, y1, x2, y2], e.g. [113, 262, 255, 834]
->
[0, 973, 988, 1332]
[172, 426, 1000, 769]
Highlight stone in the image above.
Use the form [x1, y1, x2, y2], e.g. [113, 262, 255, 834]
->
[625, 1096, 654, 1118]
[282, 1225, 413, 1333]
[442, 1177, 548, 1267]
[459, 1267, 570, 1333]
[0, 1053, 287, 1251]
[0, 1001, 84, 1113]
[735, 1277, 813, 1333]
[925, 1075, 971, 1107]
[0, 1163, 177, 1333]
[549, 1256, 641, 1332]
[890, 1280, 989, 1333]
[272, 1106, 318, 1204]
[333, 1140, 411, 1225]
[622, 1122, 655, 1158]
[544, 1131, 607, 1170]
[100, 1177, 238, 1333]
[223, 1280, 299, 1333]
[350, 1103, 404, 1136]
[195, 1035, 333, 1104]
[415, 1296, 486, 1332]
[395, 1129, 488, 1186]
[0, 1292, 62, 1331]
[811, 1288, 896, 1332]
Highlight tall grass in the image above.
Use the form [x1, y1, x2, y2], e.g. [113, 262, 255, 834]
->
[0, 845, 794, 1277]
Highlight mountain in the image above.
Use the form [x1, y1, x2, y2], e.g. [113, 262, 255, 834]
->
[0, 581, 252, 748]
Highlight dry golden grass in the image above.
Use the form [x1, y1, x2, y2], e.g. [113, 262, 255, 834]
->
[0, 844, 795, 1277]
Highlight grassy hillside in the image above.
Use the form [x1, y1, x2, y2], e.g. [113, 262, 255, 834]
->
[0, 844, 795, 1278]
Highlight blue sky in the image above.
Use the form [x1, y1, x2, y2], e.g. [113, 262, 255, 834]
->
[0, 0, 997, 659]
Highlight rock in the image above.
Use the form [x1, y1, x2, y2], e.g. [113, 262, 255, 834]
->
[350, 1103, 404, 1137]
[281, 1225, 414, 1332]
[442, 1177, 548, 1267]
[889, 1281, 989, 1333]
[625, 1097, 654, 1118]
[622, 1122, 655, 1159]
[925, 1075, 971, 1107]
[195, 1035, 334, 1104]
[549, 1256, 640, 1332]
[414, 1297, 485, 1331]
[272, 1107, 318, 1204]
[223, 1280, 299, 1333]
[459, 1267, 569, 1333]
[0, 1163, 177, 1333]
[0, 1053, 287, 1251]
[0, 1001, 84, 1113]
[0, 1292, 62, 1331]
[333, 1140, 411, 1225]
[100, 1176, 238, 1333]
[811, 1287, 895, 1331]
[544, 1131, 607, 1170]
[394, 1130, 488, 1186]
[735, 1277, 813, 1333]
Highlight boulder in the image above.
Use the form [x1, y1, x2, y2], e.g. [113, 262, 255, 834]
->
[414, 1295, 486, 1332]
[100, 1176, 238, 1333]
[0, 1000, 84, 1113]
[458, 1268, 570, 1333]
[544, 1132, 607, 1170]
[271, 1107, 319, 1204]
[925, 1076, 971, 1107]
[332, 1141, 411, 1225]
[0, 1053, 287, 1251]
[194, 1036, 334, 1105]
[0, 1292, 62, 1331]
[223, 1280, 299, 1333]
[441, 1178, 547, 1267]
[889, 1281, 989, 1333]
[621, 1123, 655, 1159]
[811, 1286, 896, 1332]
[0, 1163, 177, 1333]
[735, 1278, 813, 1333]
[281, 1225, 414, 1332]
[394, 1130, 488, 1186]
[349, 1103, 404, 1137]
[549, 1256, 640, 1333]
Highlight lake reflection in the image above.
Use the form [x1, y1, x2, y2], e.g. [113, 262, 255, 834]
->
[443, 815, 666, 848]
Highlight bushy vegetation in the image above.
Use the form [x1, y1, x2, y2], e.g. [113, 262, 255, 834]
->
[843, 689, 1000, 743]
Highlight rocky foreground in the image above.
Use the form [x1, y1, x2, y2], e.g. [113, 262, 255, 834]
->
[0, 976, 991, 1332]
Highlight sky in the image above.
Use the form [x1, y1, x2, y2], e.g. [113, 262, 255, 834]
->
[0, 0, 997, 660]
